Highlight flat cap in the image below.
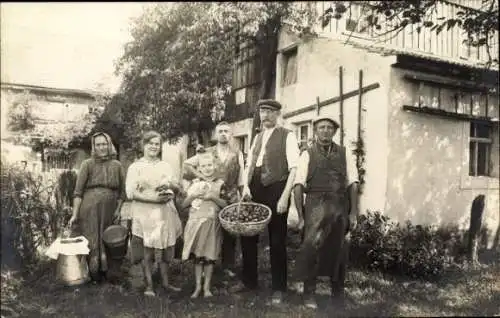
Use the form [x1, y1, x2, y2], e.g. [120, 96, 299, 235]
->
[313, 117, 340, 129]
[257, 99, 282, 110]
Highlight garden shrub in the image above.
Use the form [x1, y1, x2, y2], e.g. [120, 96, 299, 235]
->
[1, 269, 24, 318]
[349, 211, 471, 280]
[1, 161, 70, 270]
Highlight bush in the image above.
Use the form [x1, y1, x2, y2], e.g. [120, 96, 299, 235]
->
[1, 270, 24, 318]
[350, 211, 468, 280]
[1, 161, 70, 270]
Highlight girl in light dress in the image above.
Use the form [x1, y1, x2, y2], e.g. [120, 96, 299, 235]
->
[126, 131, 183, 297]
[181, 151, 229, 298]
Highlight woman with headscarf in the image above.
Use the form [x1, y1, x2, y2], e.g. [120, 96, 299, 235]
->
[126, 131, 183, 297]
[68, 132, 126, 283]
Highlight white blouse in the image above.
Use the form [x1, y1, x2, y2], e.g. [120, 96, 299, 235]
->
[125, 158, 179, 200]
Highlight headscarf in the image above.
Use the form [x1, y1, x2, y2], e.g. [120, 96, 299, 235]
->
[91, 132, 117, 161]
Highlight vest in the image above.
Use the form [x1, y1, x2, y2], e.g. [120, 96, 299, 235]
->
[247, 127, 289, 187]
[306, 142, 347, 198]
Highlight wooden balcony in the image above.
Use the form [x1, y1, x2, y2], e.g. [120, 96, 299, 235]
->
[309, 1, 499, 67]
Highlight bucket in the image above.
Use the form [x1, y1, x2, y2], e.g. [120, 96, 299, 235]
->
[103, 225, 129, 260]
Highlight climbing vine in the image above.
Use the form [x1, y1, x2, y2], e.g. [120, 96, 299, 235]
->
[352, 137, 366, 195]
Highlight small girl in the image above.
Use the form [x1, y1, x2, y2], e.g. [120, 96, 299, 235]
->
[181, 152, 228, 298]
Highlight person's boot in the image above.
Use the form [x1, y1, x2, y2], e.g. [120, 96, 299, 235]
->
[303, 280, 317, 309]
[331, 281, 346, 307]
[304, 294, 318, 309]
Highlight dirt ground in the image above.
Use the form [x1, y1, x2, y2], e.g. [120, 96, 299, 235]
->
[12, 240, 500, 318]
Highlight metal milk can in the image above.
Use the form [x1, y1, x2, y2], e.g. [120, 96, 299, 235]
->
[56, 237, 90, 286]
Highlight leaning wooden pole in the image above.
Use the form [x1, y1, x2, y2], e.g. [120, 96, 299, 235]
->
[357, 70, 363, 167]
[339, 66, 344, 146]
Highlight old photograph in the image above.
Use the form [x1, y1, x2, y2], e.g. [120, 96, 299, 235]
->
[1, 2, 499, 317]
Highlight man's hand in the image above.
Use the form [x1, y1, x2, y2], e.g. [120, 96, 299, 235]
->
[241, 185, 252, 201]
[297, 214, 304, 231]
[277, 194, 289, 214]
[348, 205, 358, 232]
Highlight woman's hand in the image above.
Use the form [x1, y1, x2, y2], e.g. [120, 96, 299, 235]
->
[202, 192, 215, 201]
[113, 207, 121, 224]
[68, 215, 77, 228]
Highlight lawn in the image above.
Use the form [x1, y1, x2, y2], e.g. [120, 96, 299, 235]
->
[6, 235, 500, 318]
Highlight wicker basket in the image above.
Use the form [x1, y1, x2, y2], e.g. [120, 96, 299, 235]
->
[219, 202, 272, 237]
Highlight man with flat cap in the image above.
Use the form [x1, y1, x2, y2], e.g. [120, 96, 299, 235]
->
[293, 116, 359, 309]
[236, 99, 300, 305]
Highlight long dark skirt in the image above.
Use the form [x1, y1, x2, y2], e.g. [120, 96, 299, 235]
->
[77, 188, 119, 277]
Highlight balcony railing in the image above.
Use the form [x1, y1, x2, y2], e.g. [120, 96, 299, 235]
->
[309, 1, 499, 67]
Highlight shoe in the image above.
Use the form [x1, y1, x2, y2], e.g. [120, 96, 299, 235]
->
[304, 296, 317, 309]
[224, 269, 237, 278]
[144, 289, 156, 297]
[331, 292, 346, 307]
[229, 282, 256, 293]
[163, 284, 181, 292]
[271, 291, 283, 305]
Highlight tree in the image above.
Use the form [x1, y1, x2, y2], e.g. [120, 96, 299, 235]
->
[116, 1, 498, 147]
[116, 2, 317, 145]
[6, 90, 36, 132]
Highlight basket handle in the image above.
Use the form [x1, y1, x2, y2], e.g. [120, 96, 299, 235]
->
[237, 195, 244, 217]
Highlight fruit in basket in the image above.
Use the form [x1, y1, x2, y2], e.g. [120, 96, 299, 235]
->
[220, 204, 269, 223]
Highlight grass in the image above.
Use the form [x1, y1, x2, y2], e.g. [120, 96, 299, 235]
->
[4, 234, 500, 318]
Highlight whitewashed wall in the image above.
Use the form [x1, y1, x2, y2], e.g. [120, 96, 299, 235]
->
[276, 29, 394, 214]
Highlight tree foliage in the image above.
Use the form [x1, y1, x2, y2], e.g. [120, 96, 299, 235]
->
[6, 90, 36, 132]
[116, 2, 317, 145]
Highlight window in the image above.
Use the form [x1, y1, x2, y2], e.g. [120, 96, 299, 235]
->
[45, 153, 72, 171]
[281, 47, 298, 87]
[232, 41, 259, 90]
[234, 88, 246, 105]
[469, 122, 493, 177]
[295, 122, 311, 150]
[411, 81, 490, 116]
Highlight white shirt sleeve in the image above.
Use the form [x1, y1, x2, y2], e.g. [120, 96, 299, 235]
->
[242, 138, 256, 186]
[125, 162, 138, 200]
[346, 149, 359, 185]
[294, 151, 310, 187]
[286, 132, 301, 170]
[160, 161, 178, 185]
[237, 150, 245, 187]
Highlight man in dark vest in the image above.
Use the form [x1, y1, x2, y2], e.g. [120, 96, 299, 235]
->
[236, 99, 300, 305]
[293, 116, 359, 309]
[183, 121, 245, 278]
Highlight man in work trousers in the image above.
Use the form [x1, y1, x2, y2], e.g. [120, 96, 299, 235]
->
[293, 116, 359, 309]
[183, 121, 245, 278]
[237, 99, 301, 305]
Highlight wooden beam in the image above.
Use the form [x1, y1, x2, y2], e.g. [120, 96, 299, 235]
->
[402, 105, 498, 123]
[316, 96, 320, 116]
[357, 69, 363, 145]
[282, 83, 380, 119]
[339, 66, 344, 147]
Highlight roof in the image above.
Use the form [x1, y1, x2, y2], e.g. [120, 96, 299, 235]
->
[0, 82, 102, 98]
